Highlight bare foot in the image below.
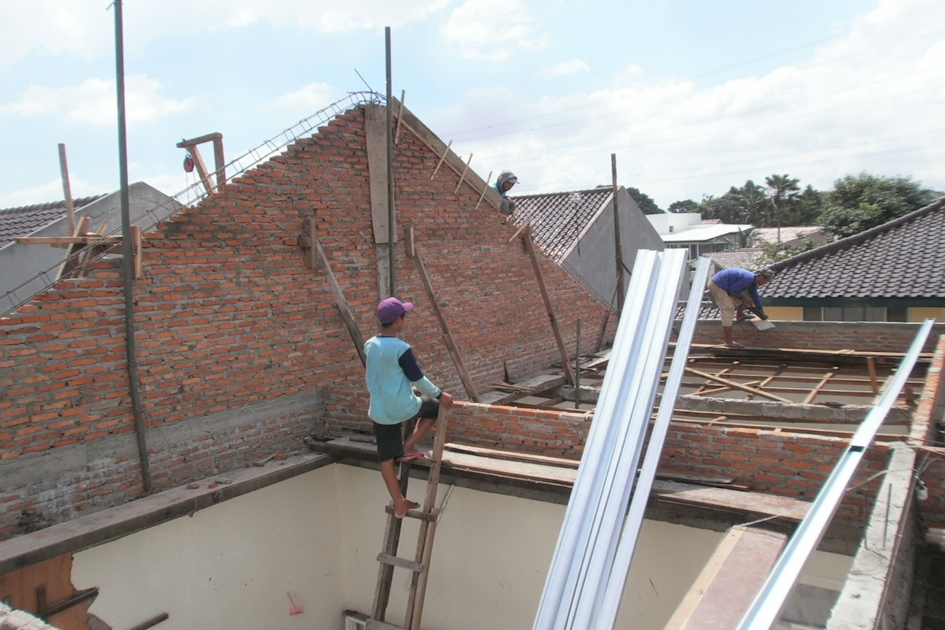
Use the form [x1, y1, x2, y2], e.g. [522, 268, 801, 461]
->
[395, 499, 420, 518]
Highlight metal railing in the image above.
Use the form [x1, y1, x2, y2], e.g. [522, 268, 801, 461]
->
[2, 90, 384, 318]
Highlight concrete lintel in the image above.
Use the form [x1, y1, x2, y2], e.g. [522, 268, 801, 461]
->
[0, 454, 332, 576]
[826, 443, 918, 630]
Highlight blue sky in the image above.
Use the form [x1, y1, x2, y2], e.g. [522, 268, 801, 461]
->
[2, 0, 943, 211]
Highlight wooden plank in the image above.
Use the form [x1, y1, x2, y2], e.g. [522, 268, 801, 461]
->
[176, 132, 222, 147]
[313, 237, 366, 367]
[452, 153, 473, 193]
[685, 367, 792, 403]
[429, 140, 452, 181]
[507, 220, 530, 243]
[867, 356, 879, 394]
[187, 144, 215, 196]
[376, 553, 423, 573]
[665, 527, 787, 630]
[522, 226, 575, 385]
[212, 135, 226, 189]
[414, 248, 480, 401]
[58, 143, 76, 235]
[446, 442, 580, 469]
[803, 371, 834, 405]
[474, 170, 492, 211]
[17, 236, 121, 245]
[394, 89, 406, 144]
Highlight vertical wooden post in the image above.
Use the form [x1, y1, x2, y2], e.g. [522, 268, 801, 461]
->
[58, 143, 76, 234]
[212, 135, 225, 190]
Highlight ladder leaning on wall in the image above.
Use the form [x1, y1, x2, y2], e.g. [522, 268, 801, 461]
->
[368, 406, 450, 630]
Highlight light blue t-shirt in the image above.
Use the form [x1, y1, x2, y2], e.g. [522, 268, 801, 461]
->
[364, 335, 440, 425]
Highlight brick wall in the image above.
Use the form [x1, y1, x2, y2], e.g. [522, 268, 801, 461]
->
[327, 400, 887, 528]
[0, 105, 609, 538]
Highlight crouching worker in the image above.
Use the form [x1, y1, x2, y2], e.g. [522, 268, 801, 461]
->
[707, 267, 774, 349]
[365, 297, 454, 518]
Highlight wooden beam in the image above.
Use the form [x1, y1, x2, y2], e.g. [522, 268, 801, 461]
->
[57, 143, 76, 235]
[313, 238, 366, 366]
[414, 248, 480, 401]
[17, 236, 121, 245]
[523, 226, 575, 385]
[176, 132, 223, 147]
[474, 170, 492, 211]
[187, 144, 215, 196]
[685, 367, 792, 403]
[452, 153, 473, 193]
[212, 135, 225, 190]
[394, 90, 405, 144]
[507, 220, 530, 244]
[429, 140, 452, 181]
[866, 356, 879, 395]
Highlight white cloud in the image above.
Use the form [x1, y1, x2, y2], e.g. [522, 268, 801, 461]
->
[441, 0, 549, 61]
[0, 0, 451, 72]
[1, 76, 198, 127]
[546, 59, 590, 76]
[436, 0, 945, 206]
[264, 83, 341, 119]
[0, 177, 89, 209]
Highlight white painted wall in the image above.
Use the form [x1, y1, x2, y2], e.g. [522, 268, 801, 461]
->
[71, 464, 850, 630]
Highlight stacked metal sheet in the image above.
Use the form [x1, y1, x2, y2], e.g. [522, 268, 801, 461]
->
[533, 250, 712, 630]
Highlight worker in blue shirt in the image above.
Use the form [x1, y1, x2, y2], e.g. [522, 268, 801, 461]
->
[707, 267, 775, 348]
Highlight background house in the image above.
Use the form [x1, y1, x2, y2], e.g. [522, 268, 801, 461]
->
[761, 197, 945, 322]
[510, 186, 665, 307]
[0, 182, 181, 316]
[648, 212, 753, 258]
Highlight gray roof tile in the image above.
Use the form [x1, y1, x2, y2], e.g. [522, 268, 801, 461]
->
[0, 195, 105, 248]
[763, 197, 945, 300]
[509, 188, 612, 262]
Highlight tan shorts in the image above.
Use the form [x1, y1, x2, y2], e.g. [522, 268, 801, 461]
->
[708, 280, 753, 327]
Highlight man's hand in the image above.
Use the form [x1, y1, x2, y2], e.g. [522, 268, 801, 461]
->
[439, 391, 455, 409]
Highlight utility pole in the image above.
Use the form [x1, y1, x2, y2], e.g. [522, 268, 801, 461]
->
[385, 27, 396, 296]
[113, 0, 152, 494]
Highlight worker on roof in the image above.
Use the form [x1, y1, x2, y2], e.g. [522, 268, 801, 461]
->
[494, 170, 518, 215]
[707, 267, 775, 349]
[364, 297, 454, 519]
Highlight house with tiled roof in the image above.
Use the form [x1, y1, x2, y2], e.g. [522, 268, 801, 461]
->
[509, 186, 664, 306]
[0, 182, 181, 315]
[750, 225, 830, 248]
[760, 196, 945, 322]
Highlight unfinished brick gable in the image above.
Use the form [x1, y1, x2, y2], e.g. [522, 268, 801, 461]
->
[0, 104, 610, 537]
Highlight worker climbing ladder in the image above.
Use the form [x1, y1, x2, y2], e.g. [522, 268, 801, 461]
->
[368, 406, 450, 630]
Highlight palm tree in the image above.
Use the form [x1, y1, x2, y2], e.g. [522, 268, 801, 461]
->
[765, 174, 800, 243]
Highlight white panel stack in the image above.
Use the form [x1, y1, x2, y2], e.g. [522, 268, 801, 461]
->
[533, 250, 712, 630]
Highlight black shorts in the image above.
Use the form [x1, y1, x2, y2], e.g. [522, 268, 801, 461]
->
[373, 396, 440, 462]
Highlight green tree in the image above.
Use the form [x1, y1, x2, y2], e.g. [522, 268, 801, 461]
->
[668, 199, 699, 214]
[819, 173, 929, 238]
[694, 181, 771, 224]
[765, 174, 800, 239]
[627, 186, 663, 214]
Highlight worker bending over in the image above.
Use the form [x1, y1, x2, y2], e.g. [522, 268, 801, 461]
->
[364, 297, 454, 518]
[707, 267, 775, 349]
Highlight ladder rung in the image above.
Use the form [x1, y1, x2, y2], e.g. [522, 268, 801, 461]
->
[384, 505, 437, 521]
[377, 553, 425, 573]
[366, 619, 407, 630]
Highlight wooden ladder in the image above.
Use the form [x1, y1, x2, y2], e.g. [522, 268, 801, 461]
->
[368, 407, 449, 630]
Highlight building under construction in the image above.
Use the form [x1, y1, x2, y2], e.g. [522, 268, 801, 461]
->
[1, 94, 945, 630]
